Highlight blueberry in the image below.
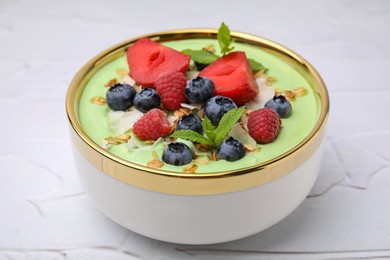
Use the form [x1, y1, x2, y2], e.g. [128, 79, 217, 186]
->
[264, 95, 292, 118]
[194, 61, 208, 71]
[185, 76, 215, 104]
[133, 88, 161, 113]
[217, 137, 246, 162]
[204, 96, 237, 126]
[162, 142, 193, 166]
[106, 83, 136, 111]
[176, 114, 203, 134]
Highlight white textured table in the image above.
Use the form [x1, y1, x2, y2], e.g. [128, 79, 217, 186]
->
[1, 1, 390, 259]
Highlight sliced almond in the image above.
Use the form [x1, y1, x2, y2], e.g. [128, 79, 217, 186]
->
[104, 78, 118, 87]
[104, 136, 119, 145]
[195, 144, 210, 152]
[147, 151, 164, 169]
[254, 71, 265, 79]
[244, 143, 257, 152]
[209, 151, 218, 161]
[115, 68, 129, 77]
[115, 134, 131, 143]
[182, 163, 198, 173]
[194, 158, 209, 165]
[90, 96, 106, 105]
[203, 44, 216, 53]
[284, 90, 296, 101]
[174, 107, 191, 118]
[144, 140, 156, 145]
[275, 89, 283, 97]
[266, 76, 277, 85]
[294, 87, 307, 97]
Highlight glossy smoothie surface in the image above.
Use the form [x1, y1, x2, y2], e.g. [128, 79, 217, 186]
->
[78, 39, 320, 173]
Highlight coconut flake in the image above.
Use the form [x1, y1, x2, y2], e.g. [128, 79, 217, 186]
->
[167, 114, 178, 124]
[246, 77, 275, 110]
[127, 136, 164, 152]
[185, 71, 199, 80]
[108, 109, 143, 134]
[229, 123, 257, 148]
[126, 136, 144, 150]
[180, 103, 203, 111]
[121, 75, 136, 86]
[101, 139, 112, 150]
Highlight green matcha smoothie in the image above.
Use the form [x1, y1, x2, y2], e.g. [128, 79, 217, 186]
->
[78, 39, 320, 173]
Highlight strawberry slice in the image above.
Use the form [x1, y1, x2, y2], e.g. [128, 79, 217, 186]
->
[127, 38, 190, 87]
[199, 51, 258, 105]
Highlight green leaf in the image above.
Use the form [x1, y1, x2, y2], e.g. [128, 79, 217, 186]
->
[202, 117, 216, 145]
[202, 117, 214, 132]
[214, 106, 245, 146]
[218, 22, 235, 55]
[182, 49, 219, 65]
[171, 130, 213, 146]
[248, 58, 268, 73]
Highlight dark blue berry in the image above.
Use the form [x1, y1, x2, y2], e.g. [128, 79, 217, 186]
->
[194, 61, 208, 71]
[185, 76, 215, 104]
[133, 88, 161, 113]
[204, 96, 237, 126]
[176, 114, 203, 134]
[265, 95, 292, 118]
[106, 83, 136, 111]
[217, 137, 246, 162]
[162, 142, 193, 166]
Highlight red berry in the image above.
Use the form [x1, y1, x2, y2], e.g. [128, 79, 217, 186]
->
[199, 51, 258, 106]
[133, 108, 171, 140]
[127, 38, 190, 87]
[155, 72, 187, 111]
[247, 108, 282, 144]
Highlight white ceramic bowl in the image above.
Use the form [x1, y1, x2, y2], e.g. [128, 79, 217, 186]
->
[66, 29, 329, 245]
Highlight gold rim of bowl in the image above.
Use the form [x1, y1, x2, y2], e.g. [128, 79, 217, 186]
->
[66, 29, 329, 195]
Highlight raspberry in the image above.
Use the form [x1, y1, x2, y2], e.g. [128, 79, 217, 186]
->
[155, 72, 187, 111]
[133, 108, 171, 140]
[247, 108, 282, 144]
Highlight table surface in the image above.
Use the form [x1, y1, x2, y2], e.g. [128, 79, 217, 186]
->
[1, 0, 390, 259]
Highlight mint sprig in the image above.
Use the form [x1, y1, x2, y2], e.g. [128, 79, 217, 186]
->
[248, 58, 268, 73]
[181, 22, 268, 73]
[182, 49, 219, 65]
[171, 130, 213, 146]
[170, 107, 245, 149]
[214, 106, 245, 146]
[218, 22, 235, 55]
[202, 117, 216, 142]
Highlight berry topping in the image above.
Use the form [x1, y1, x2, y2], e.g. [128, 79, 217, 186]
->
[199, 51, 258, 105]
[176, 114, 203, 134]
[185, 76, 215, 104]
[194, 61, 208, 71]
[133, 88, 161, 113]
[127, 38, 190, 87]
[247, 108, 282, 144]
[106, 83, 136, 111]
[204, 96, 237, 126]
[264, 95, 292, 118]
[217, 137, 246, 162]
[162, 142, 194, 166]
[155, 72, 187, 111]
[133, 108, 171, 140]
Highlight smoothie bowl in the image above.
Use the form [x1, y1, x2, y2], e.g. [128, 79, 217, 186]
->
[66, 26, 329, 244]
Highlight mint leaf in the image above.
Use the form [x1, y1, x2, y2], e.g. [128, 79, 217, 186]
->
[218, 22, 235, 55]
[171, 130, 213, 146]
[202, 117, 216, 145]
[214, 106, 245, 146]
[182, 49, 219, 65]
[248, 58, 268, 73]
